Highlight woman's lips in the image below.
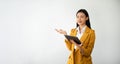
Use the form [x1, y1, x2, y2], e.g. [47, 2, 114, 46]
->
[78, 21, 82, 23]
[77, 21, 83, 25]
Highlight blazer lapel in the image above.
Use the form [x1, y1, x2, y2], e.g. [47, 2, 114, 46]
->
[80, 26, 90, 44]
[74, 27, 90, 52]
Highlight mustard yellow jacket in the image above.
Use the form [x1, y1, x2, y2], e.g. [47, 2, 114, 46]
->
[65, 26, 95, 64]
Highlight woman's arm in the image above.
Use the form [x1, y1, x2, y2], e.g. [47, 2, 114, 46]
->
[55, 29, 67, 35]
[55, 28, 72, 51]
[64, 29, 77, 51]
[55, 28, 76, 51]
[80, 30, 95, 56]
[70, 30, 95, 56]
[64, 39, 72, 51]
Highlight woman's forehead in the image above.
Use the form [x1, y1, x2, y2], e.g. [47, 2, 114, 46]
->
[77, 12, 86, 16]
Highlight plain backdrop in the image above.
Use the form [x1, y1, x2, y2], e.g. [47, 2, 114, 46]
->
[0, 0, 120, 64]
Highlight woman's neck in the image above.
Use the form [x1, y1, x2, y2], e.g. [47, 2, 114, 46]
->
[79, 24, 86, 31]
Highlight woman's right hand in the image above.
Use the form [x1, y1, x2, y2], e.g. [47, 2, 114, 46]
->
[55, 29, 67, 35]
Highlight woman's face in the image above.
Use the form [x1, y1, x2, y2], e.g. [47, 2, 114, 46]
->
[76, 12, 88, 26]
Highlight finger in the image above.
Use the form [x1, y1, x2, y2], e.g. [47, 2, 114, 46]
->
[80, 44, 83, 47]
[59, 29, 62, 31]
[70, 40, 79, 46]
[60, 29, 65, 31]
[55, 29, 60, 33]
[55, 29, 58, 31]
[70, 39, 73, 42]
[70, 40, 75, 43]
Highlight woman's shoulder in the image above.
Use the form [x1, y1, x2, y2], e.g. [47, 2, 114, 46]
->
[86, 26, 95, 34]
[90, 29, 95, 35]
[89, 28, 96, 38]
[90, 28, 95, 32]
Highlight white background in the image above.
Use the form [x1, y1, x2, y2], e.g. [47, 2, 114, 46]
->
[0, 0, 120, 64]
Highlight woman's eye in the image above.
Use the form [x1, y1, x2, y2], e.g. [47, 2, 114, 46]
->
[76, 16, 79, 18]
[80, 15, 83, 18]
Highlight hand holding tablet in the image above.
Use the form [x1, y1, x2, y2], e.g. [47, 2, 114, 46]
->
[64, 35, 81, 44]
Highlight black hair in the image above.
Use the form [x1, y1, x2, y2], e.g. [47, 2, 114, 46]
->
[76, 9, 91, 29]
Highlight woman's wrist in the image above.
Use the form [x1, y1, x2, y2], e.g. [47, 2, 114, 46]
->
[79, 45, 84, 54]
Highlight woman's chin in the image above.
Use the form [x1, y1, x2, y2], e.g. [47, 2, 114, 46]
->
[78, 23, 82, 25]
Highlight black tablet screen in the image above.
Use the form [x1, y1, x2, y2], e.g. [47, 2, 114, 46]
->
[64, 35, 81, 44]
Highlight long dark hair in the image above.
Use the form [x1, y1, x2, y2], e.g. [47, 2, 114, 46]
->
[76, 9, 91, 29]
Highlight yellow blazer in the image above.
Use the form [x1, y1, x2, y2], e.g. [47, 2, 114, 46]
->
[65, 26, 95, 64]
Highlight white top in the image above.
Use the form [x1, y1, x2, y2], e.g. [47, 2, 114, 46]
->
[74, 25, 87, 49]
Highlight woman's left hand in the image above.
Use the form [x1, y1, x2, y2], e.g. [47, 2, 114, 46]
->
[70, 40, 83, 50]
[70, 40, 84, 54]
[70, 40, 82, 47]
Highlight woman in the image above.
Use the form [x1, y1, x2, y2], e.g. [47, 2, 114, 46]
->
[55, 9, 96, 64]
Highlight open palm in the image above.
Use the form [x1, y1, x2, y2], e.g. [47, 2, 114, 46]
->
[55, 29, 67, 35]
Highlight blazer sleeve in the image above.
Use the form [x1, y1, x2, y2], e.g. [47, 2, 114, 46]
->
[64, 39, 72, 51]
[64, 29, 75, 51]
[81, 30, 96, 57]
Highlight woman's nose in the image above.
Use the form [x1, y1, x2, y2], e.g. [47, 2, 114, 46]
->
[79, 18, 81, 20]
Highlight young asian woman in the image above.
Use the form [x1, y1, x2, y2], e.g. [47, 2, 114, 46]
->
[55, 9, 96, 64]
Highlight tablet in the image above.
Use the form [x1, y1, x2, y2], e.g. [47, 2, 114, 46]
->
[64, 35, 81, 44]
